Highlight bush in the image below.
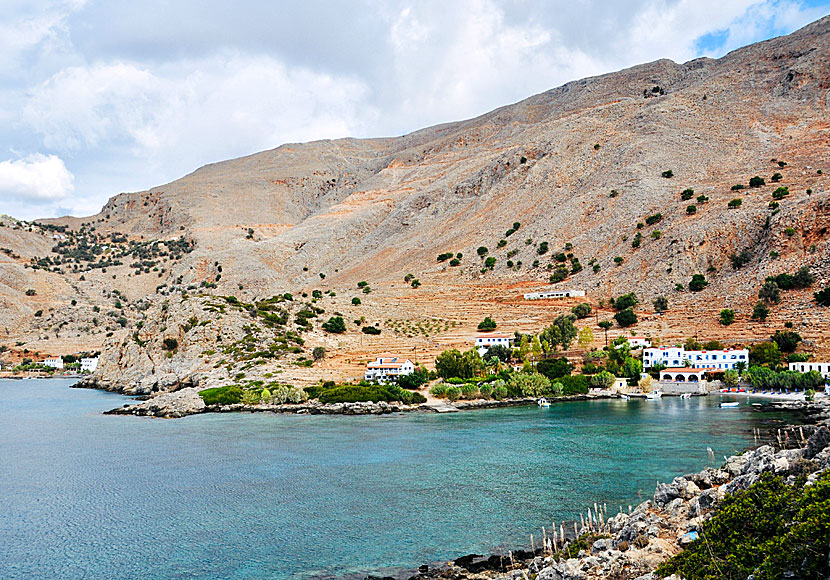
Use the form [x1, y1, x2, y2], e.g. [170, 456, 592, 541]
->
[653, 296, 668, 312]
[162, 337, 178, 351]
[759, 281, 781, 304]
[731, 184, 745, 191]
[749, 175, 765, 188]
[537, 241, 549, 255]
[728, 198, 743, 208]
[437, 252, 453, 262]
[361, 326, 381, 335]
[771, 330, 802, 353]
[681, 188, 694, 200]
[484, 256, 496, 269]
[689, 274, 708, 292]
[507, 373, 551, 397]
[351, 297, 361, 305]
[730, 249, 752, 269]
[449, 258, 460, 266]
[322, 316, 346, 333]
[25, 288, 36, 296]
[558, 374, 589, 395]
[612, 292, 639, 311]
[445, 386, 462, 401]
[571, 303, 592, 319]
[429, 383, 447, 397]
[477, 246, 488, 257]
[199, 385, 243, 405]
[614, 308, 638, 327]
[719, 309, 735, 325]
[752, 301, 770, 321]
[477, 317, 497, 331]
[460, 383, 479, 399]
[816, 286, 830, 306]
[686, 205, 697, 214]
[478, 384, 494, 399]
[645, 213, 663, 226]
[661, 170, 673, 178]
[772, 186, 789, 200]
[550, 266, 569, 283]
[771, 172, 783, 182]
[697, 194, 709, 204]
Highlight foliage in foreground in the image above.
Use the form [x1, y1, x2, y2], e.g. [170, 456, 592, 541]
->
[657, 471, 830, 580]
[199, 385, 243, 405]
[308, 383, 427, 405]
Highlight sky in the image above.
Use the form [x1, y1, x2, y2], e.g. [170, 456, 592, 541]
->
[0, 0, 828, 220]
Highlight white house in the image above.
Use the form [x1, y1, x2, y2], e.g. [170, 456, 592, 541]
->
[524, 290, 586, 300]
[642, 347, 748, 371]
[80, 357, 99, 373]
[475, 333, 514, 356]
[42, 357, 64, 370]
[627, 337, 651, 349]
[365, 356, 415, 383]
[788, 362, 830, 379]
[659, 367, 719, 382]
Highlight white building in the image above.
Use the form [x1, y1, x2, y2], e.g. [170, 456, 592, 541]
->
[788, 362, 830, 379]
[659, 367, 719, 382]
[42, 357, 64, 369]
[80, 357, 99, 373]
[524, 290, 585, 300]
[627, 337, 651, 349]
[643, 347, 748, 371]
[475, 333, 514, 356]
[365, 355, 415, 383]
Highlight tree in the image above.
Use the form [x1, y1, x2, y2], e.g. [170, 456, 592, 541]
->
[653, 296, 669, 312]
[398, 368, 428, 389]
[816, 285, 830, 306]
[749, 341, 781, 368]
[571, 302, 592, 319]
[723, 369, 739, 387]
[540, 314, 578, 351]
[322, 316, 346, 333]
[312, 346, 326, 361]
[477, 246, 488, 257]
[749, 175, 765, 188]
[759, 281, 781, 304]
[727, 198, 743, 208]
[598, 320, 613, 346]
[771, 330, 802, 353]
[483, 344, 512, 363]
[590, 371, 615, 389]
[507, 373, 551, 398]
[688, 274, 708, 292]
[435, 349, 464, 378]
[531, 336, 543, 361]
[719, 309, 735, 325]
[351, 297, 361, 305]
[477, 317, 497, 331]
[537, 357, 573, 381]
[686, 205, 697, 215]
[752, 302, 770, 321]
[612, 293, 638, 311]
[577, 326, 594, 349]
[517, 334, 530, 361]
[614, 308, 638, 327]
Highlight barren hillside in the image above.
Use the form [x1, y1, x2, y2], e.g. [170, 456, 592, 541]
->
[2, 16, 829, 389]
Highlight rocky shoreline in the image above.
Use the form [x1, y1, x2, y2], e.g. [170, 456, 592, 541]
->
[101, 387, 617, 419]
[386, 399, 830, 580]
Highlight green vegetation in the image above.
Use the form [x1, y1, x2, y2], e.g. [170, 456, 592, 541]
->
[731, 184, 745, 191]
[681, 188, 694, 200]
[657, 471, 830, 580]
[749, 175, 765, 188]
[686, 205, 697, 214]
[759, 281, 781, 304]
[351, 297, 361, 305]
[537, 241, 549, 255]
[771, 330, 802, 353]
[361, 326, 381, 335]
[653, 296, 668, 312]
[477, 246, 488, 257]
[772, 186, 789, 200]
[437, 252, 454, 262]
[730, 249, 752, 269]
[766, 267, 814, 291]
[611, 292, 638, 311]
[728, 198, 743, 208]
[645, 213, 663, 226]
[661, 170, 674, 178]
[435, 349, 484, 379]
[719, 309, 735, 325]
[322, 316, 346, 333]
[771, 172, 783, 182]
[689, 274, 708, 292]
[614, 308, 637, 327]
[477, 317, 497, 331]
[199, 385, 243, 405]
[162, 337, 178, 351]
[816, 285, 830, 306]
[752, 301, 771, 322]
[571, 303, 592, 319]
[311, 383, 426, 405]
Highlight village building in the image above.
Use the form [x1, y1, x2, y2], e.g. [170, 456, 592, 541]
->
[788, 362, 830, 379]
[80, 357, 99, 373]
[627, 337, 651, 349]
[475, 332, 514, 356]
[659, 367, 720, 382]
[365, 355, 415, 383]
[642, 347, 748, 371]
[42, 357, 64, 370]
[524, 290, 586, 300]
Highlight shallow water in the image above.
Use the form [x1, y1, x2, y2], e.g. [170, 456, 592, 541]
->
[0, 379, 791, 580]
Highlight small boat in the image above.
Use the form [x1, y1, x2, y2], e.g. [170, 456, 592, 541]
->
[680, 393, 692, 399]
[620, 395, 630, 401]
[645, 389, 662, 400]
[537, 397, 550, 407]
[720, 401, 740, 408]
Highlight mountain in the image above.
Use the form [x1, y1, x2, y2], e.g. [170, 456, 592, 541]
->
[2, 16, 829, 391]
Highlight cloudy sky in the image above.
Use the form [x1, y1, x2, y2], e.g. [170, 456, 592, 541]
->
[1, 0, 828, 220]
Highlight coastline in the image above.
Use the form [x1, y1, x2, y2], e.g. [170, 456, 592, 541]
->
[391, 398, 830, 580]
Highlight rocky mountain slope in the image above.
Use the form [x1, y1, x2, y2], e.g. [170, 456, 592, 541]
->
[1, 16, 829, 390]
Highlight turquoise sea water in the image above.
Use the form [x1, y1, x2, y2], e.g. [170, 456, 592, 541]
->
[0, 379, 791, 580]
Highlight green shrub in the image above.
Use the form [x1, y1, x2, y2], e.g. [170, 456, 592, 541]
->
[199, 385, 243, 405]
[697, 194, 709, 204]
[752, 301, 770, 321]
[653, 296, 668, 312]
[437, 252, 453, 262]
[686, 205, 697, 215]
[689, 274, 708, 292]
[558, 374, 589, 395]
[614, 308, 638, 327]
[322, 316, 346, 333]
[537, 241, 549, 255]
[484, 256, 496, 269]
[507, 373, 551, 397]
[749, 175, 765, 188]
[162, 337, 178, 351]
[477, 246, 488, 256]
[661, 170, 673, 178]
[719, 309, 735, 325]
[477, 317, 497, 331]
[460, 383, 479, 399]
[772, 186, 789, 200]
[351, 297, 361, 305]
[449, 258, 460, 266]
[771, 172, 783, 182]
[361, 326, 381, 335]
[445, 386, 462, 401]
[478, 384, 494, 399]
[728, 198, 742, 208]
[571, 303, 592, 319]
[681, 188, 694, 200]
[816, 286, 830, 306]
[731, 184, 745, 191]
[645, 213, 663, 225]
[611, 292, 638, 311]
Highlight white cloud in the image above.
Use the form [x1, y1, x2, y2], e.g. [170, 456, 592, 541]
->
[0, 153, 74, 201]
[23, 56, 375, 181]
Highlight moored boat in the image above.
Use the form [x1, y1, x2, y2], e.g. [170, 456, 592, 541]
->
[720, 401, 740, 408]
[537, 397, 550, 407]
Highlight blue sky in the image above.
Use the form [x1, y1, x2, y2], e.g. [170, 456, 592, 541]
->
[1, 0, 828, 220]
